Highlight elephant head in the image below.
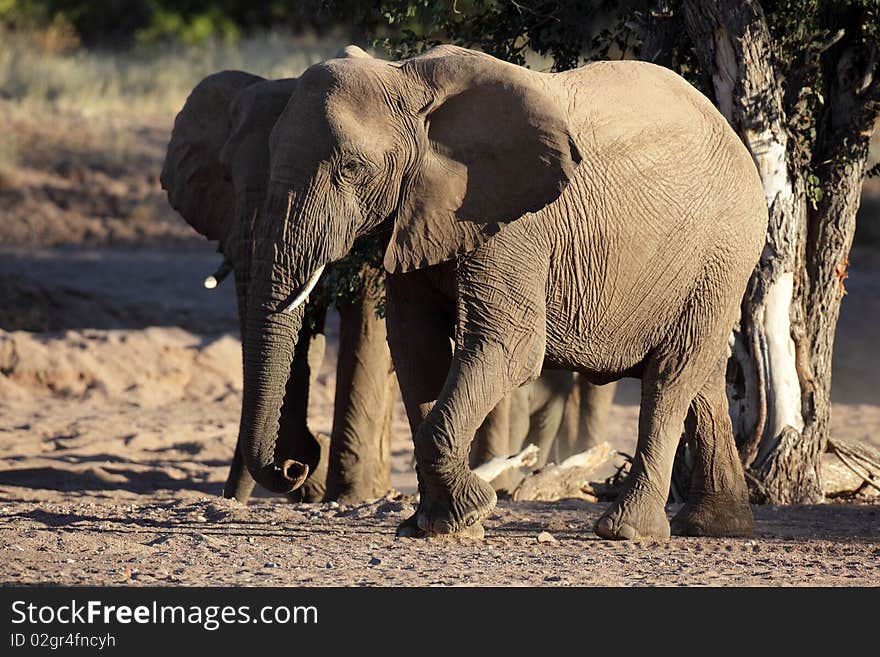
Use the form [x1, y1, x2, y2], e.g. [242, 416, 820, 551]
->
[162, 48, 376, 495]
[241, 45, 581, 493]
[160, 69, 263, 250]
[161, 71, 300, 338]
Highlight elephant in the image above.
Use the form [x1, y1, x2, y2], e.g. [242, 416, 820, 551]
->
[160, 49, 613, 505]
[160, 47, 397, 504]
[237, 43, 766, 541]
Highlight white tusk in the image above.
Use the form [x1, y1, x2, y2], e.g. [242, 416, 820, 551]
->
[282, 265, 325, 314]
[204, 259, 232, 290]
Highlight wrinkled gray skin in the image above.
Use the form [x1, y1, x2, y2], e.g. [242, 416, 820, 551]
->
[161, 49, 396, 504]
[241, 45, 765, 540]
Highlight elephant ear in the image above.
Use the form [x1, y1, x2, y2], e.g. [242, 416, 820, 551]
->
[161, 70, 264, 242]
[384, 46, 582, 273]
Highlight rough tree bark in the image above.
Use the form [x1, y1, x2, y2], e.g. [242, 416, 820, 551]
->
[680, 0, 879, 503]
[804, 4, 879, 496]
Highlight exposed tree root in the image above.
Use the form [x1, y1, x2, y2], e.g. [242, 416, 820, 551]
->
[825, 437, 880, 499]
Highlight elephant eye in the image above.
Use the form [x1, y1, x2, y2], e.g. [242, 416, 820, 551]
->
[339, 159, 365, 178]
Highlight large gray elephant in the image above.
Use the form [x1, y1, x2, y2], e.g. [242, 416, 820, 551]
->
[237, 44, 766, 541]
[161, 50, 610, 506]
[160, 49, 397, 504]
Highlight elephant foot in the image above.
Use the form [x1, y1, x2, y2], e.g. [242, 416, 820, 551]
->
[594, 487, 670, 541]
[221, 485, 252, 505]
[671, 493, 754, 537]
[395, 514, 485, 540]
[413, 470, 497, 538]
[327, 485, 375, 506]
[299, 479, 327, 503]
[395, 513, 426, 538]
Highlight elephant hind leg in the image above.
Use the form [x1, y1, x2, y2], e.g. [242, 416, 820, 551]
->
[671, 361, 754, 537]
[595, 269, 747, 541]
[594, 353, 693, 541]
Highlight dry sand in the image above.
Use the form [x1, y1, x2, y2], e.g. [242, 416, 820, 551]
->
[0, 109, 878, 587]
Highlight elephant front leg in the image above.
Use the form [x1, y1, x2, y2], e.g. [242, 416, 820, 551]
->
[468, 394, 513, 492]
[554, 376, 617, 461]
[325, 278, 396, 503]
[409, 246, 549, 537]
[412, 356, 514, 538]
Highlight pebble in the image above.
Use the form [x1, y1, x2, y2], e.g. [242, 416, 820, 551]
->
[537, 531, 556, 543]
[369, 556, 381, 566]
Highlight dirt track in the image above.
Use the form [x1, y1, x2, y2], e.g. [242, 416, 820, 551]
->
[2, 496, 877, 586]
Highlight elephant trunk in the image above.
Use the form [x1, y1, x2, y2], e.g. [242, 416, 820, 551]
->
[239, 301, 310, 493]
[237, 184, 329, 494]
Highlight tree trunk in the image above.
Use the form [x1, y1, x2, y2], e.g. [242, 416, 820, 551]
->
[804, 11, 879, 491]
[681, 0, 879, 503]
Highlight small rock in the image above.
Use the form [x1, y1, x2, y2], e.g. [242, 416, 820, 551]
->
[537, 531, 556, 543]
[544, 575, 563, 582]
[368, 556, 381, 566]
[264, 562, 279, 569]
[195, 515, 207, 523]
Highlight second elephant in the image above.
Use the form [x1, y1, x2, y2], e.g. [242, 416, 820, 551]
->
[161, 52, 396, 504]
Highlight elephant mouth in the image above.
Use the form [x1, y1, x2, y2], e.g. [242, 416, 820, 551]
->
[281, 265, 325, 314]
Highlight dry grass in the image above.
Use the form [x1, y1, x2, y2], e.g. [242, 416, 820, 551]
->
[0, 29, 347, 117]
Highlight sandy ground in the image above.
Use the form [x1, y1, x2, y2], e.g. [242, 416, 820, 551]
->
[0, 110, 878, 587]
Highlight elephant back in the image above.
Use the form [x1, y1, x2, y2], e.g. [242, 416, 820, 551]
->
[161, 70, 264, 243]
